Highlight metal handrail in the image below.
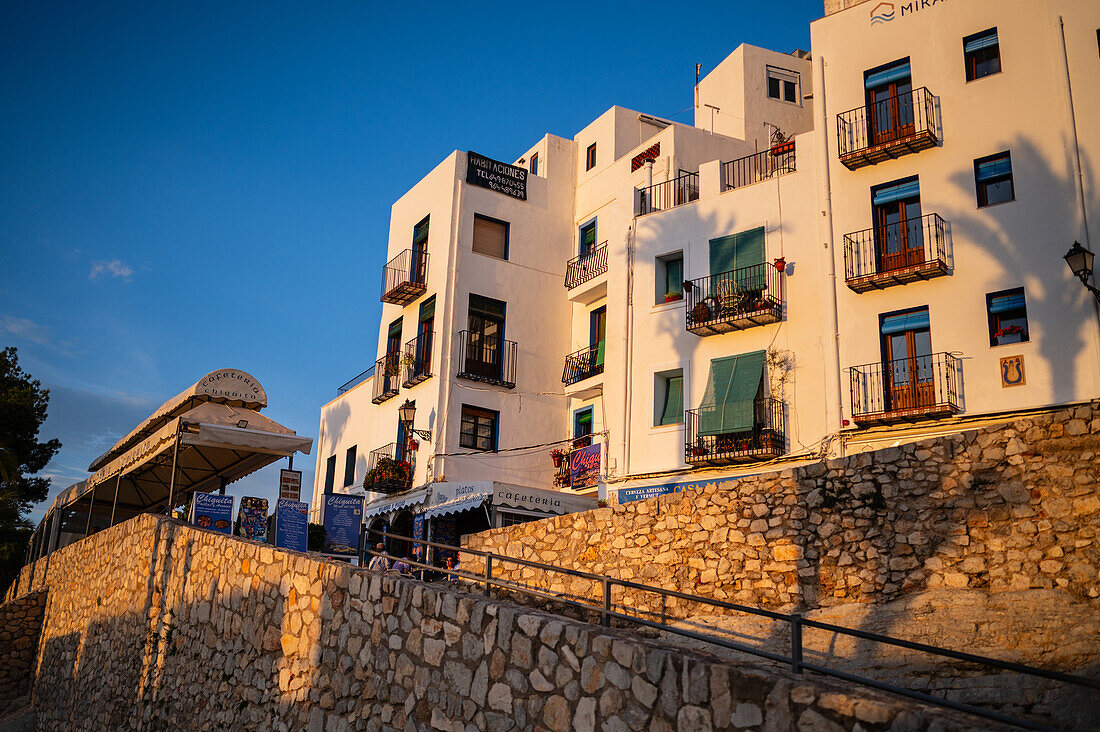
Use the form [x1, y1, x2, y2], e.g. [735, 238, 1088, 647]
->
[562, 343, 603, 385]
[456, 330, 518, 389]
[836, 86, 938, 160]
[722, 144, 796, 191]
[637, 172, 699, 216]
[564, 242, 608, 289]
[849, 352, 960, 420]
[361, 528, 1097, 732]
[380, 248, 429, 304]
[337, 366, 374, 396]
[843, 212, 948, 282]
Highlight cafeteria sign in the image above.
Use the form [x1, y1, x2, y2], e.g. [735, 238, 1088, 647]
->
[466, 151, 527, 200]
[569, 444, 601, 491]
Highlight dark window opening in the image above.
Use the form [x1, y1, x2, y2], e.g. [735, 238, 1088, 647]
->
[586, 143, 597, 171]
[871, 177, 923, 273]
[530, 152, 538, 176]
[987, 288, 1029, 346]
[574, 407, 594, 448]
[975, 152, 1014, 207]
[460, 406, 498, 451]
[964, 28, 1001, 81]
[864, 58, 913, 146]
[880, 307, 933, 413]
[343, 445, 357, 487]
[324, 455, 336, 492]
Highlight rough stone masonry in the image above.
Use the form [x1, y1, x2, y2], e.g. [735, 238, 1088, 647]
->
[4, 514, 994, 731]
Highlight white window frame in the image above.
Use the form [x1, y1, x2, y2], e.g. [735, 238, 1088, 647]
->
[766, 66, 801, 106]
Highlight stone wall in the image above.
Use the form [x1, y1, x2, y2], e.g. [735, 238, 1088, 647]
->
[9, 513, 986, 731]
[466, 406, 1100, 613]
[0, 590, 46, 702]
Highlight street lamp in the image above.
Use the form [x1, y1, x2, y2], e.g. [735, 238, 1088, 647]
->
[398, 399, 432, 441]
[1064, 241, 1100, 302]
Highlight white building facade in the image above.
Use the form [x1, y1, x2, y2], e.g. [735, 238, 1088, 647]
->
[313, 0, 1100, 518]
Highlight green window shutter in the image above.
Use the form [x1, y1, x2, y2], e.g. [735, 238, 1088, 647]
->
[419, 296, 435, 322]
[660, 375, 683, 426]
[709, 235, 738, 277]
[581, 222, 596, 250]
[698, 351, 765, 435]
[665, 257, 683, 296]
[710, 227, 765, 275]
[595, 339, 605, 367]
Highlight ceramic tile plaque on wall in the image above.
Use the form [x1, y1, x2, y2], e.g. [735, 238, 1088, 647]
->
[1000, 355, 1026, 388]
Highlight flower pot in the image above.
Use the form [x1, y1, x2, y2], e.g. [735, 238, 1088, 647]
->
[551, 455, 564, 468]
[773, 257, 786, 273]
[664, 293, 682, 303]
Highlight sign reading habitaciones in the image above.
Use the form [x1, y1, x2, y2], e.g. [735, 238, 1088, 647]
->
[466, 151, 527, 201]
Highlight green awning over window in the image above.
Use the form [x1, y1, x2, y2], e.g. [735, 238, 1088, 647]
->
[698, 350, 765, 436]
[595, 339, 606, 367]
[660, 375, 683, 426]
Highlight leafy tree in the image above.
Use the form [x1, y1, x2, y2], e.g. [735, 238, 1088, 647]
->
[0, 347, 62, 589]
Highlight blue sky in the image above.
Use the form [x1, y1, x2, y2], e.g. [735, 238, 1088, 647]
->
[1, 1, 821, 522]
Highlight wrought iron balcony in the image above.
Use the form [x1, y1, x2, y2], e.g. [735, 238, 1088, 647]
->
[637, 172, 699, 216]
[565, 242, 608, 289]
[722, 143, 796, 191]
[837, 87, 938, 170]
[371, 353, 400, 404]
[402, 331, 434, 388]
[336, 365, 374, 396]
[380, 249, 428, 305]
[562, 343, 604, 385]
[684, 397, 786, 466]
[849, 352, 960, 426]
[843, 213, 949, 292]
[365, 443, 411, 494]
[456, 330, 517, 389]
[684, 263, 782, 336]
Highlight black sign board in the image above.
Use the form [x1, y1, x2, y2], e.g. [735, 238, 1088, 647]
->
[466, 151, 527, 201]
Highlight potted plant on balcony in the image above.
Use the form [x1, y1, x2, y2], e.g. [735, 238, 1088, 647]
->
[689, 443, 708, 458]
[364, 457, 412, 491]
[664, 290, 683, 303]
[550, 448, 566, 468]
[993, 324, 1026, 345]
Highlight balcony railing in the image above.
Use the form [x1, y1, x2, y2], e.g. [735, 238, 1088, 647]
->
[685, 397, 786, 466]
[849, 352, 960, 426]
[722, 143, 796, 191]
[637, 172, 699, 216]
[565, 242, 608, 289]
[380, 249, 428, 305]
[684, 263, 782, 336]
[843, 213, 948, 292]
[365, 443, 411, 494]
[402, 331, 434, 388]
[456, 330, 517, 389]
[336, 365, 374, 396]
[837, 87, 938, 170]
[562, 343, 604, 386]
[371, 353, 401, 404]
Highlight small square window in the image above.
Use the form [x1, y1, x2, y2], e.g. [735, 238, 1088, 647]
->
[656, 253, 683, 304]
[766, 66, 800, 105]
[987, 288, 1029, 347]
[460, 405, 498, 451]
[975, 152, 1014, 207]
[654, 370, 684, 426]
[963, 28, 1000, 82]
[586, 143, 597, 171]
[472, 214, 509, 259]
[530, 152, 538, 176]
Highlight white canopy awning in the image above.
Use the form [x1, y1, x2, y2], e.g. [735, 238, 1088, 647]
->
[362, 489, 429, 520]
[420, 482, 493, 519]
[415, 481, 598, 520]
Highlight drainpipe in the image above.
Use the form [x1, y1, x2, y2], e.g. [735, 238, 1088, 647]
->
[1057, 16, 1100, 384]
[644, 159, 654, 189]
[433, 154, 466, 483]
[815, 55, 845, 455]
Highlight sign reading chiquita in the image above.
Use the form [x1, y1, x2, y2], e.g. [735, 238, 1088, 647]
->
[466, 151, 527, 201]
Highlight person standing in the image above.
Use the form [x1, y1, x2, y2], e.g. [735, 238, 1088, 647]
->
[368, 543, 389, 572]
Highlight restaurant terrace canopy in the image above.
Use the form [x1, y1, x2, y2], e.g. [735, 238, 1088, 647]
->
[28, 369, 313, 562]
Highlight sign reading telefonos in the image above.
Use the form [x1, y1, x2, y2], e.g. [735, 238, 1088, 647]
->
[466, 151, 527, 201]
[869, 0, 948, 26]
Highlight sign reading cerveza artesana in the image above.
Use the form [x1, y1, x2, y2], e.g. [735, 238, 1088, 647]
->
[466, 151, 527, 201]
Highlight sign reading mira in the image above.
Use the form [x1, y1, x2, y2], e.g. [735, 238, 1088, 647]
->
[466, 151, 527, 201]
[869, 0, 948, 26]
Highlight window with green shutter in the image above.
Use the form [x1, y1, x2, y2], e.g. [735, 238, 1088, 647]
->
[709, 227, 766, 293]
[657, 373, 683, 426]
[698, 351, 765, 435]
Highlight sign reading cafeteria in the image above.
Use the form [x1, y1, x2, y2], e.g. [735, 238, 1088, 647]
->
[466, 151, 527, 200]
[191, 492, 234, 534]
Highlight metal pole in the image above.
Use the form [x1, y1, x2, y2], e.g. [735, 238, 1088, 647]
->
[110, 473, 122, 526]
[790, 613, 804, 674]
[483, 554, 493, 596]
[602, 578, 612, 627]
[84, 489, 96, 537]
[166, 431, 181, 516]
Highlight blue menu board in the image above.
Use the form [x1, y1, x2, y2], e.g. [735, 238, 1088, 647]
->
[322, 494, 363, 556]
[275, 499, 308, 552]
[238, 496, 269, 542]
[191, 493, 234, 534]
